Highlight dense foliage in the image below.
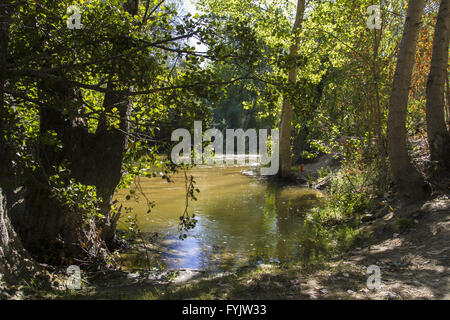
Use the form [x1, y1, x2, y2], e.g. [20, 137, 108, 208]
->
[0, 0, 448, 280]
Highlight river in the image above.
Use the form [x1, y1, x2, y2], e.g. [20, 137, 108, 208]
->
[116, 165, 325, 271]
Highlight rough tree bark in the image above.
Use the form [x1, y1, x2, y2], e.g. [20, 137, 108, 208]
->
[0, 0, 36, 288]
[8, 81, 87, 261]
[75, 86, 131, 247]
[0, 188, 19, 285]
[279, 0, 305, 179]
[446, 69, 450, 126]
[0, 186, 37, 290]
[387, 0, 428, 199]
[426, 0, 450, 170]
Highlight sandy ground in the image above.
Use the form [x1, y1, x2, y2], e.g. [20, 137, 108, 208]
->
[292, 196, 450, 300]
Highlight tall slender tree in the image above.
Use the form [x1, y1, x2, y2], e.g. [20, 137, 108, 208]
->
[426, 0, 450, 170]
[387, 0, 428, 199]
[279, 0, 305, 178]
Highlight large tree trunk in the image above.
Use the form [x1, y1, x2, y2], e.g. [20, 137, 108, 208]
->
[426, 0, 450, 170]
[446, 69, 450, 126]
[279, 0, 305, 179]
[0, 0, 37, 289]
[6, 74, 88, 261]
[0, 186, 37, 290]
[0, 188, 23, 288]
[387, 0, 428, 199]
[75, 87, 130, 247]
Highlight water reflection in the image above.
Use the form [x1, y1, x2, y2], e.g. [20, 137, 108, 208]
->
[116, 166, 326, 271]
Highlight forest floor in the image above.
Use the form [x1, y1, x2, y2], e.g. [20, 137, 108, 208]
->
[41, 193, 448, 300]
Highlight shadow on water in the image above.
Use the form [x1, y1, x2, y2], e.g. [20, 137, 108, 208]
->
[116, 165, 329, 271]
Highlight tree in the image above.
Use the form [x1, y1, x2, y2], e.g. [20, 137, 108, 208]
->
[279, 0, 305, 179]
[426, 0, 450, 170]
[387, 0, 428, 199]
[0, 0, 39, 290]
[0, 0, 265, 264]
[5, 0, 146, 260]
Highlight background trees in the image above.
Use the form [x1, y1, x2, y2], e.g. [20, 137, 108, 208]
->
[200, 0, 448, 196]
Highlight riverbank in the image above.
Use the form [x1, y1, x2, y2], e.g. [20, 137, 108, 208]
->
[18, 193, 446, 300]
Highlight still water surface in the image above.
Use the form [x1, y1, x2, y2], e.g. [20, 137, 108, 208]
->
[116, 165, 325, 271]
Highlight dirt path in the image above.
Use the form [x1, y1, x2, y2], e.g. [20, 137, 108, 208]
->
[295, 196, 450, 299]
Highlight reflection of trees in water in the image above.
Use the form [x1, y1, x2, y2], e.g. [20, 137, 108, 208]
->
[271, 185, 289, 262]
[297, 223, 324, 264]
[264, 183, 327, 264]
[126, 179, 327, 270]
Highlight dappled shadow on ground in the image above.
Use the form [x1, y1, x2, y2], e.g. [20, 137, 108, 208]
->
[333, 197, 450, 299]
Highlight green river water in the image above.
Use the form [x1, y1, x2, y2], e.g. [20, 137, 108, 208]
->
[116, 165, 325, 271]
